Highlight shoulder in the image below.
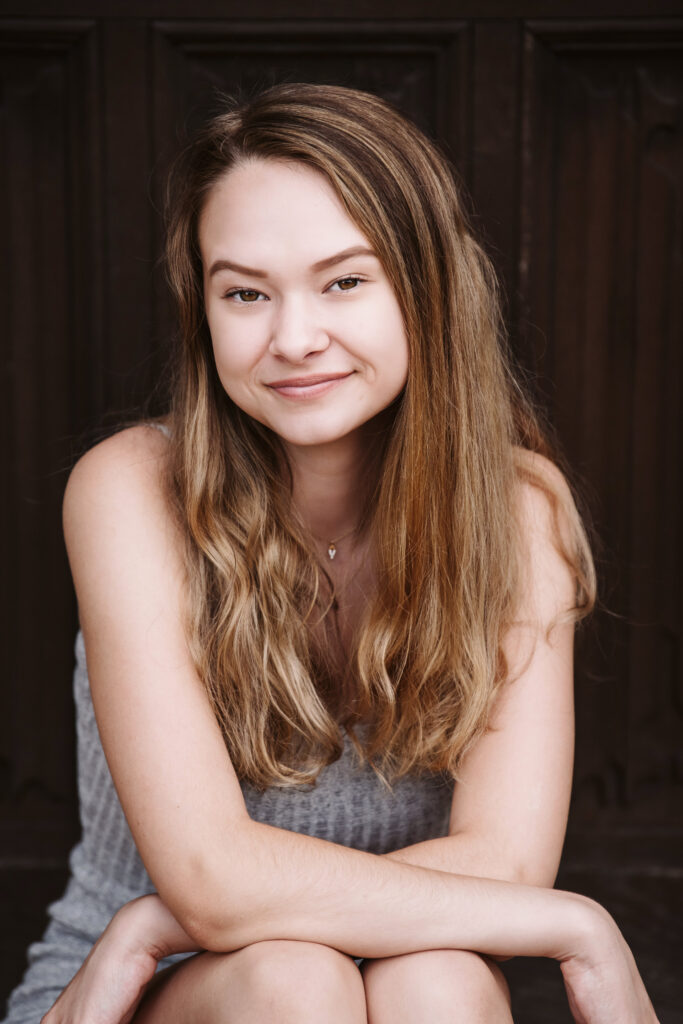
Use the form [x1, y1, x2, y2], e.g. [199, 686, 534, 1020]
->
[511, 447, 579, 550]
[64, 422, 170, 508]
[63, 422, 175, 556]
[509, 448, 586, 625]
[512, 446, 574, 512]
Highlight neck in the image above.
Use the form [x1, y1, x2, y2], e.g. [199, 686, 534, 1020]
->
[283, 426, 382, 545]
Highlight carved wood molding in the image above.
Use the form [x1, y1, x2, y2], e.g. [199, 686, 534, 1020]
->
[151, 18, 470, 155]
[3, 2, 683, 20]
[525, 18, 683, 49]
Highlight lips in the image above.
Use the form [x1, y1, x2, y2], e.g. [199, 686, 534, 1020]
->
[265, 371, 354, 400]
[267, 372, 352, 388]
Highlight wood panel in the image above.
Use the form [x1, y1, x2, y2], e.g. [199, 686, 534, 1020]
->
[470, 21, 523, 318]
[99, 19, 159, 413]
[1, 8, 682, 1018]
[151, 18, 468, 141]
[0, 19, 101, 861]
[519, 20, 683, 844]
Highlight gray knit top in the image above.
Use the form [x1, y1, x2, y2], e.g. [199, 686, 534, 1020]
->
[47, 630, 455, 944]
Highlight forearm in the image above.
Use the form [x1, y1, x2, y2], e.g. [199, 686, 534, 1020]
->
[114, 838, 523, 960]
[383, 832, 560, 887]
[384, 833, 511, 877]
[179, 819, 595, 963]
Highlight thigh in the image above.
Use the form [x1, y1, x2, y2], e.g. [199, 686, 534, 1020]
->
[361, 949, 512, 1024]
[133, 939, 368, 1024]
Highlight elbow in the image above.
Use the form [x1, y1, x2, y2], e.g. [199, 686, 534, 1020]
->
[173, 903, 220, 951]
[508, 855, 561, 889]
[162, 853, 267, 953]
[170, 894, 253, 953]
[182, 901, 262, 953]
[178, 914, 230, 953]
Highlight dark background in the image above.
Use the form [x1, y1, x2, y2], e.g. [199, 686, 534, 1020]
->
[1, 2, 682, 1020]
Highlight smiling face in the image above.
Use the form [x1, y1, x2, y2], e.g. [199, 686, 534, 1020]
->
[199, 159, 409, 453]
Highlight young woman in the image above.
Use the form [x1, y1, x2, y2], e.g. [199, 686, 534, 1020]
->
[5, 83, 657, 1024]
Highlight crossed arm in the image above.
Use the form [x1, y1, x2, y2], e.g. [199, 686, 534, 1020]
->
[50, 425, 656, 1022]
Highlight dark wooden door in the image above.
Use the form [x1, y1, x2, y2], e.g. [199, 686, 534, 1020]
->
[2, 3, 682, 1019]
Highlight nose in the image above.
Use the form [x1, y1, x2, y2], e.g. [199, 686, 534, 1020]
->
[268, 295, 330, 363]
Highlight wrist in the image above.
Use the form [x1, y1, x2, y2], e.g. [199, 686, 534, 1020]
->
[551, 890, 616, 964]
[112, 894, 199, 961]
[109, 895, 164, 960]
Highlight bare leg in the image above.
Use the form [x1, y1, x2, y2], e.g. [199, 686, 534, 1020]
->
[362, 949, 513, 1023]
[133, 939, 368, 1024]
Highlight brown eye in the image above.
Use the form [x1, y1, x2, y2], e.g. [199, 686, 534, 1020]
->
[224, 288, 265, 303]
[334, 277, 360, 291]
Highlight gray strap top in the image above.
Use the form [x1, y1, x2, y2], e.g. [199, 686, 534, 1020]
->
[48, 631, 454, 942]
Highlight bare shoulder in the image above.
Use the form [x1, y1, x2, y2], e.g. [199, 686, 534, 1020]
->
[62, 422, 180, 580]
[64, 423, 170, 523]
[510, 448, 584, 624]
[513, 446, 574, 510]
[61, 421, 190, 647]
[512, 447, 579, 546]
[65, 422, 169, 494]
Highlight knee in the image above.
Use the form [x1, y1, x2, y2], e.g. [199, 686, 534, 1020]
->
[235, 940, 367, 1020]
[362, 948, 512, 1022]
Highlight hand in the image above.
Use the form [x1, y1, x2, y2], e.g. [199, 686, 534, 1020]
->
[558, 897, 659, 1024]
[41, 895, 199, 1024]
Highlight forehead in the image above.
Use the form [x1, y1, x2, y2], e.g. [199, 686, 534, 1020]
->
[198, 159, 370, 266]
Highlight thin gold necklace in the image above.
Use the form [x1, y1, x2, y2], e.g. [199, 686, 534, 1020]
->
[319, 525, 359, 561]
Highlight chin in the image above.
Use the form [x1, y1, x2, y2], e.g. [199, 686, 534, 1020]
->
[273, 419, 364, 449]
[280, 430, 355, 449]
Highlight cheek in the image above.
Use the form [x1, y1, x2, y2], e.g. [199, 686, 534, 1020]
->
[356, 297, 407, 363]
[381, 309, 409, 385]
[210, 346, 261, 418]
[209, 317, 260, 381]
[389, 347, 409, 397]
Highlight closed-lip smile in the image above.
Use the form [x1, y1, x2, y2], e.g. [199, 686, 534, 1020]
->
[265, 371, 354, 401]
[267, 372, 352, 388]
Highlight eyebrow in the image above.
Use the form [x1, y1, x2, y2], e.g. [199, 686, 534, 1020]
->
[207, 245, 377, 279]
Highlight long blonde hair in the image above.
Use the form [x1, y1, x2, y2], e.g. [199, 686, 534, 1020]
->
[164, 82, 595, 790]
